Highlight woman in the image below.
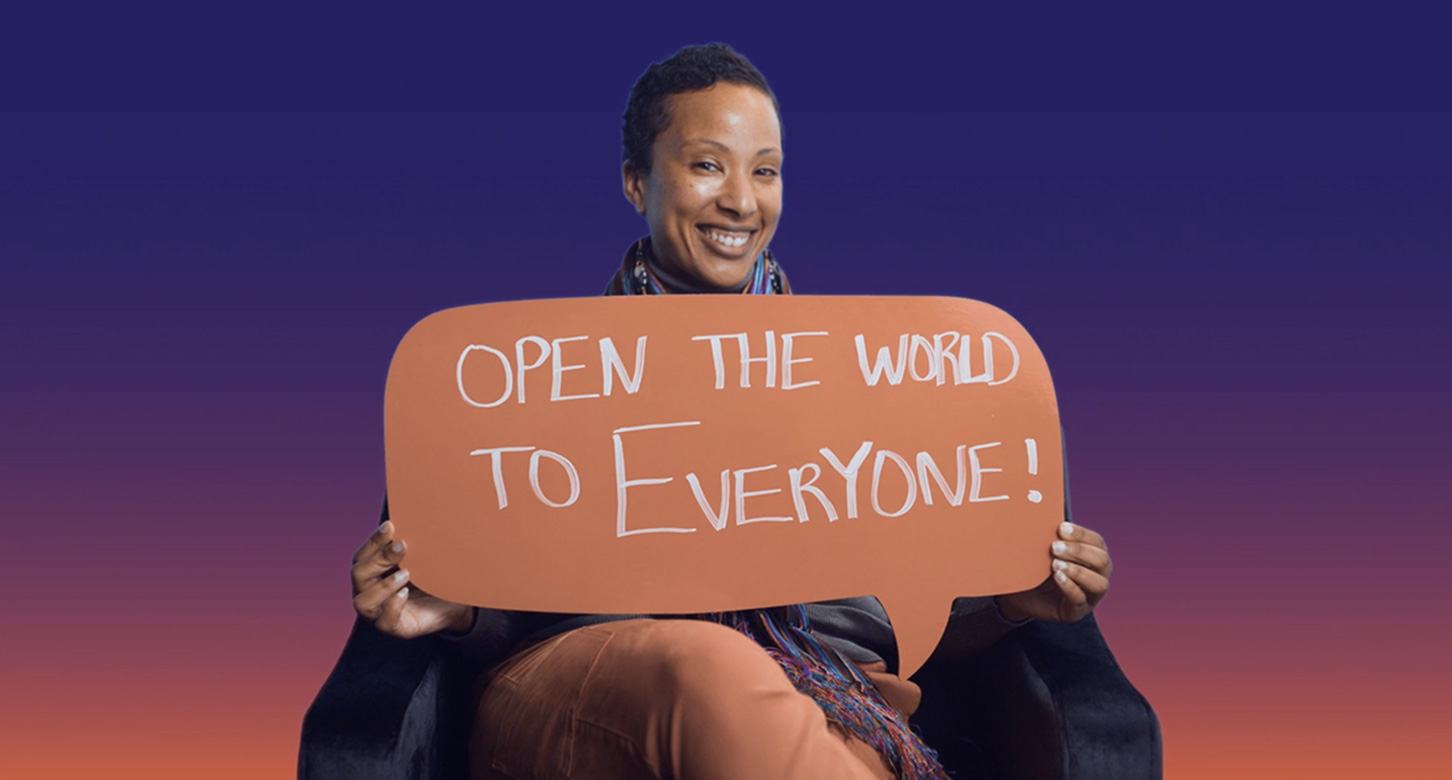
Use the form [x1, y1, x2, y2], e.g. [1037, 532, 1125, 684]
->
[350, 43, 1113, 780]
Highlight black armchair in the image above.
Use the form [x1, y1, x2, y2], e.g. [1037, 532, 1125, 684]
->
[300, 610, 1160, 779]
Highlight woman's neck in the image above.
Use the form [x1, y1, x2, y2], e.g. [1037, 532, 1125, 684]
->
[644, 242, 752, 294]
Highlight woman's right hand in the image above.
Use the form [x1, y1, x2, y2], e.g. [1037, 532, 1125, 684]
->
[351, 520, 474, 639]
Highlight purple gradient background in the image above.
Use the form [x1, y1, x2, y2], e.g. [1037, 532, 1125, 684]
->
[3, 7, 1450, 778]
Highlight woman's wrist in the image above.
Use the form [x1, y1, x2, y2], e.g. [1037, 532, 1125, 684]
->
[993, 595, 1032, 624]
[443, 604, 476, 636]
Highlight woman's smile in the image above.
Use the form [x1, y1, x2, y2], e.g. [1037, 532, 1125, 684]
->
[698, 224, 755, 253]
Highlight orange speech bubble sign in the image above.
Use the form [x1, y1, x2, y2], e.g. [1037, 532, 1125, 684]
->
[385, 295, 1061, 678]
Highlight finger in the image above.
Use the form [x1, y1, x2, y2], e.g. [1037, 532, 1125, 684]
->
[1050, 539, 1113, 575]
[1051, 565, 1089, 614]
[351, 534, 409, 594]
[375, 586, 411, 637]
[1059, 521, 1107, 552]
[1056, 560, 1109, 606]
[352, 521, 394, 566]
[353, 567, 410, 621]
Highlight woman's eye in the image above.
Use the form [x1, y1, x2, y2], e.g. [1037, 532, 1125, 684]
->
[693, 161, 720, 172]
[755, 167, 780, 177]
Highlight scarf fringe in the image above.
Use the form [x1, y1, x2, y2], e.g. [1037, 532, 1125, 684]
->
[704, 608, 951, 780]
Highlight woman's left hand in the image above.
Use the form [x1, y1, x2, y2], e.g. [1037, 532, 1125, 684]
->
[995, 522, 1112, 623]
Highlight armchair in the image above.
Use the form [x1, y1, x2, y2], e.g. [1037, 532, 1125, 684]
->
[301, 608, 1161, 779]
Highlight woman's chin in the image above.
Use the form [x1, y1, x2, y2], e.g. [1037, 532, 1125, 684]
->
[694, 245, 762, 285]
[697, 260, 756, 290]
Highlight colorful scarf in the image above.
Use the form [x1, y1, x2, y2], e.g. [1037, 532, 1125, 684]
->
[603, 237, 950, 780]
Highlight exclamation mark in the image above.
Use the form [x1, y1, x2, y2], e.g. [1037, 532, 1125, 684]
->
[1025, 438, 1042, 503]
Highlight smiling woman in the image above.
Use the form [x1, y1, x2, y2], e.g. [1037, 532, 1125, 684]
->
[339, 43, 1123, 780]
[621, 81, 783, 290]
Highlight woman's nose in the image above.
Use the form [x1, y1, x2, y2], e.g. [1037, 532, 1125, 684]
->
[715, 169, 756, 218]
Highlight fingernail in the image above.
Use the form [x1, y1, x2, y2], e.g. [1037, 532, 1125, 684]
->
[394, 569, 409, 582]
[1052, 541, 1067, 555]
[1060, 522, 1074, 537]
[390, 541, 404, 554]
[1055, 571, 1068, 583]
[379, 521, 392, 534]
[397, 587, 408, 599]
[1053, 559, 1068, 572]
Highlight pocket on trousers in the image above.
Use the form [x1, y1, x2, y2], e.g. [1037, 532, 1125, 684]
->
[485, 627, 615, 779]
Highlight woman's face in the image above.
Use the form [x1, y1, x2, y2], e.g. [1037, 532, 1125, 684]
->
[623, 82, 783, 290]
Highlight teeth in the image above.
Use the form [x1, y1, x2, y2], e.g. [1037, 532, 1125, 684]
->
[704, 229, 749, 248]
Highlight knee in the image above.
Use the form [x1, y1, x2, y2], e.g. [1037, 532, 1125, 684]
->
[629, 619, 786, 700]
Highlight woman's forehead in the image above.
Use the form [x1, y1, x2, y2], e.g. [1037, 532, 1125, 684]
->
[660, 84, 781, 152]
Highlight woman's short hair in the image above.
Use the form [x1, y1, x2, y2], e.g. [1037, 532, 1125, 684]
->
[622, 43, 781, 175]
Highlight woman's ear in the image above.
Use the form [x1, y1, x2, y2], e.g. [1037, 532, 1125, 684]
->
[622, 162, 647, 216]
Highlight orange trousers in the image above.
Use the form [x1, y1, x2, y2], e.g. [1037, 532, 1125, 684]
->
[469, 618, 908, 780]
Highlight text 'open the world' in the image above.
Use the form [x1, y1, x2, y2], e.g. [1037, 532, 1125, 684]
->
[384, 294, 1063, 678]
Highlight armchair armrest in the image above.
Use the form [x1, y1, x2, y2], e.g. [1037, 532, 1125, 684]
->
[911, 613, 1162, 780]
[299, 617, 473, 780]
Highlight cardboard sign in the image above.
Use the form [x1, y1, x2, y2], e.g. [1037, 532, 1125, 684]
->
[385, 295, 1062, 677]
